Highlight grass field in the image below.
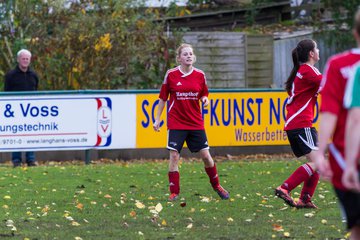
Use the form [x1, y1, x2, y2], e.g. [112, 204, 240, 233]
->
[0, 156, 348, 239]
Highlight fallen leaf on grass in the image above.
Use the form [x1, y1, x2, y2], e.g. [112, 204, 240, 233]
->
[155, 203, 163, 213]
[161, 219, 167, 226]
[75, 237, 83, 240]
[186, 223, 193, 229]
[321, 219, 327, 224]
[71, 221, 80, 226]
[200, 197, 210, 203]
[227, 217, 234, 222]
[135, 201, 145, 209]
[5, 220, 14, 227]
[42, 206, 50, 213]
[104, 194, 112, 199]
[130, 211, 136, 217]
[304, 213, 314, 218]
[283, 232, 290, 238]
[272, 224, 283, 232]
[3, 196, 11, 200]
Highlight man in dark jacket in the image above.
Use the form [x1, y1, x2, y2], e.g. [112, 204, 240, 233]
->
[4, 49, 39, 167]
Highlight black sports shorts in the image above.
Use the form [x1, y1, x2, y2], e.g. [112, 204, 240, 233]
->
[334, 187, 360, 230]
[286, 127, 318, 157]
[167, 130, 209, 153]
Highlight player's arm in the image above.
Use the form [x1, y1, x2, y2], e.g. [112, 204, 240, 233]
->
[154, 74, 169, 132]
[313, 59, 340, 179]
[200, 96, 209, 107]
[314, 112, 337, 179]
[343, 107, 360, 191]
[153, 99, 166, 132]
[200, 73, 209, 107]
[345, 108, 360, 165]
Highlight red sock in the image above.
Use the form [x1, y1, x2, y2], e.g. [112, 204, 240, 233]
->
[205, 164, 219, 189]
[300, 171, 319, 199]
[168, 171, 180, 194]
[281, 163, 313, 191]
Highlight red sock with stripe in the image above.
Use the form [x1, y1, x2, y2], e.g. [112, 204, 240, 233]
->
[168, 171, 180, 194]
[300, 171, 319, 200]
[205, 164, 220, 189]
[281, 163, 313, 191]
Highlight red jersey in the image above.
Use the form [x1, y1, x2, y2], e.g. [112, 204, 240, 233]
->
[321, 49, 360, 190]
[284, 64, 322, 130]
[159, 66, 209, 130]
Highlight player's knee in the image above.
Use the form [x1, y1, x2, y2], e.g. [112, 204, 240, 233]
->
[169, 151, 180, 161]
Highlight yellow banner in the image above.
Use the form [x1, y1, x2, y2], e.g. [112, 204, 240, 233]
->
[136, 92, 320, 148]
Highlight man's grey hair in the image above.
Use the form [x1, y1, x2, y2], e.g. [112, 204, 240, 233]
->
[17, 49, 32, 57]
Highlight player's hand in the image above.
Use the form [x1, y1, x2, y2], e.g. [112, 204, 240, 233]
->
[202, 97, 209, 107]
[153, 120, 161, 132]
[313, 152, 332, 181]
[342, 166, 360, 192]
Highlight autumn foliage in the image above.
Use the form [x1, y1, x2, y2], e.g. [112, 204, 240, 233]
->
[0, 0, 183, 90]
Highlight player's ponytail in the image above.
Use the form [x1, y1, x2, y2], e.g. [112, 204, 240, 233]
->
[284, 39, 316, 93]
[285, 49, 300, 93]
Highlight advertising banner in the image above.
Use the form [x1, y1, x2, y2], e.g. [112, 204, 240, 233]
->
[0, 94, 136, 151]
[136, 91, 320, 148]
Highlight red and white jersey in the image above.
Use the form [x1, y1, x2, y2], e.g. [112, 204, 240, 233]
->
[284, 64, 322, 131]
[159, 66, 209, 130]
[321, 48, 360, 190]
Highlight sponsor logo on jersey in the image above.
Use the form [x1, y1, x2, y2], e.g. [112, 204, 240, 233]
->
[175, 91, 199, 100]
[176, 82, 182, 86]
[176, 92, 199, 97]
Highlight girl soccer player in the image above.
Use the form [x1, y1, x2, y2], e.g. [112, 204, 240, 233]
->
[153, 43, 229, 201]
[275, 39, 322, 208]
